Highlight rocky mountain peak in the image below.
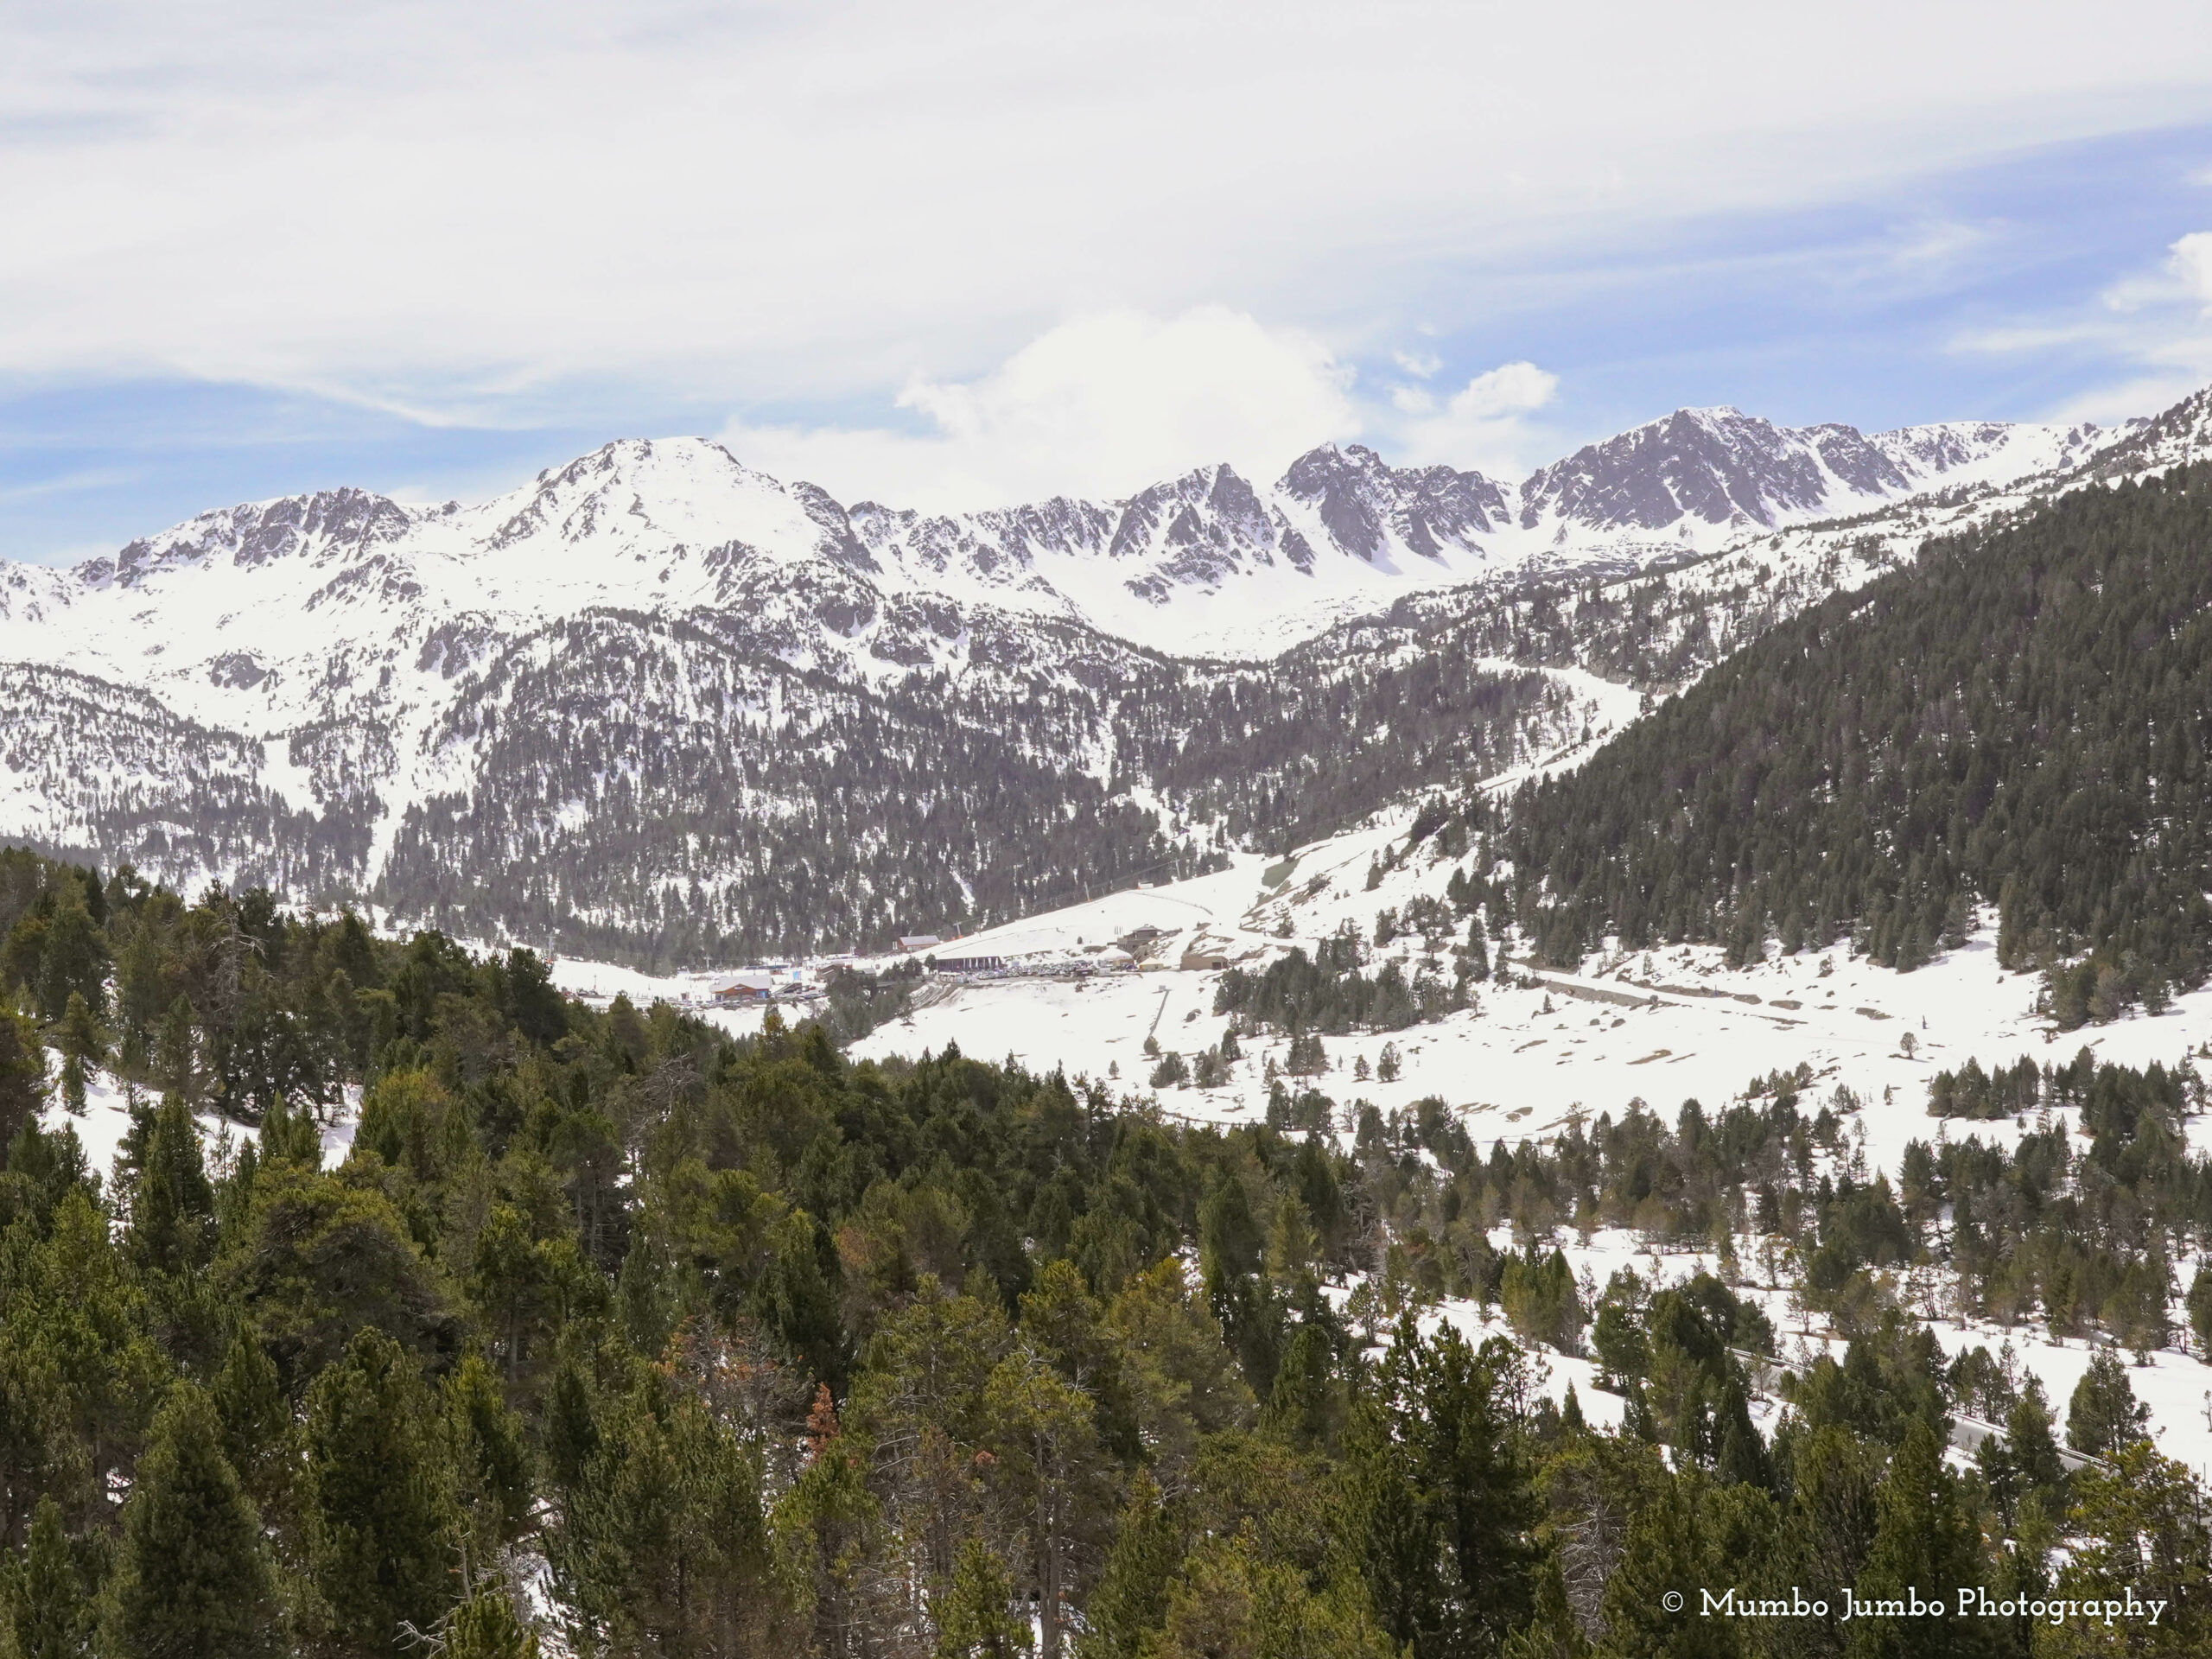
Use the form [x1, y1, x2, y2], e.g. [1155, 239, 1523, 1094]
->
[73, 485, 416, 590]
[1278, 442, 1509, 563]
[1519, 407, 1844, 532]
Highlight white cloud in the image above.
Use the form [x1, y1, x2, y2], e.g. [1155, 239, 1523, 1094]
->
[2169, 232, 2212, 307]
[1450, 361, 1560, 422]
[1388, 361, 1561, 475]
[0, 467, 138, 504]
[1393, 350, 1443, 379]
[1958, 232, 2212, 422]
[2, 1, 2210, 429]
[721, 308, 1359, 509]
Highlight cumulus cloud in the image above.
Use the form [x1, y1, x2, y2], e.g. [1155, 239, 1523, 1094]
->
[1387, 361, 1561, 476]
[721, 308, 1359, 509]
[2, 0, 2209, 426]
[723, 320, 1575, 507]
[2169, 232, 2212, 306]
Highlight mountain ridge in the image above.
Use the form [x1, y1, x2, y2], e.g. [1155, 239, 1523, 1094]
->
[0, 390, 2191, 960]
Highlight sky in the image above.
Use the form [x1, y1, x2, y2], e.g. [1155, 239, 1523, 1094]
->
[3, 1, 2212, 561]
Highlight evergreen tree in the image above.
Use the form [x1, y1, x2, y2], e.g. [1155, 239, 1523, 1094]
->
[54, 993, 102, 1120]
[30, 882, 105, 1027]
[556, 1385, 782, 1656]
[108, 1383, 281, 1659]
[128, 1094, 216, 1276]
[11, 1497, 86, 1659]
[1499, 1554, 1588, 1659]
[935, 1537, 1027, 1659]
[1976, 1376, 2064, 1529]
[984, 1345, 1105, 1659]
[2066, 1351, 2151, 1458]
[0, 999, 46, 1149]
[1348, 1319, 1539, 1659]
[1597, 1468, 1774, 1659]
[440, 1586, 542, 1659]
[211, 1326, 291, 1514]
[302, 1327, 461, 1653]
[1262, 1321, 1344, 1450]
[1082, 1478, 1182, 1659]
[2189, 1261, 2212, 1357]
[1847, 1415, 1996, 1659]
[2047, 1441, 2210, 1654]
[446, 1352, 531, 1554]
[154, 996, 198, 1105]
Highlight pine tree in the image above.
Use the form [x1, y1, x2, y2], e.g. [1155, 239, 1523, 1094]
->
[129, 1094, 216, 1275]
[440, 1586, 541, 1659]
[54, 991, 103, 1119]
[1465, 916, 1491, 979]
[0, 998, 47, 1149]
[1347, 1319, 1540, 1658]
[109, 1382, 281, 1659]
[984, 1346, 1103, 1659]
[1499, 1554, 1589, 1659]
[1847, 1415, 1997, 1658]
[542, 1354, 599, 1495]
[1558, 1382, 1585, 1435]
[934, 1538, 1026, 1659]
[153, 997, 198, 1105]
[446, 1352, 531, 1552]
[2048, 1441, 2210, 1652]
[1980, 1376, 2065, 1531]
[302, 1326, 461, 1653]
[1712, 1373, 1771, 1493]
[2066, 1351, 2151, 1458]
[12, 1497, 86, 1659]
[31, 882, 105, 1026]
[1084, 1477, 1183, 1659]
[211, 1327, 290, 1512]
[557, 1386, 781, 1655]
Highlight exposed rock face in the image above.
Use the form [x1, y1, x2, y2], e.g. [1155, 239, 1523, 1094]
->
[0, 387, 2172, 957]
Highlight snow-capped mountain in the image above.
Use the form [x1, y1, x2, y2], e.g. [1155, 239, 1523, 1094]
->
[0, 394, 2169, 958]
[1516, 407, 2107, 535]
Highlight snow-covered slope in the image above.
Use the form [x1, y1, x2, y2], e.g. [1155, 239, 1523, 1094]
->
[0, 406, 2116, 731]
[842, 796, 2212, 1476]
[0, 391, 2179, 954]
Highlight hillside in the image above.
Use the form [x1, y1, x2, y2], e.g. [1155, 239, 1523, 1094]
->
[3, 842, 2208, 1657]
[0, 404, 2144, 963]
[1486, 463, 2212, 1022]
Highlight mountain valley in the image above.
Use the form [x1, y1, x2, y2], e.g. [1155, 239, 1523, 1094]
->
[0, 395, 2193, 963]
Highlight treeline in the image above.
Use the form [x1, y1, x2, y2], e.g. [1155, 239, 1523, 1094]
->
[1928, 1048, 2202, 1124]
[1349, 1054, 2211, 1357]
[376, 612, 1202, 965]
[1211, 925, 1481, 1039]
[1482, 465, 2212, 1024]
[1119, 647, 1567, 857]
[359, 596, 1591, 968]
[1904, 1052, 2212, 1351]
[1, 845, 2207, 1655]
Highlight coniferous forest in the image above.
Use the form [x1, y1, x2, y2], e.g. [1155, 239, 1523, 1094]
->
[0, 848, 2207, 1656]
[1488, 465, 2212, 1026]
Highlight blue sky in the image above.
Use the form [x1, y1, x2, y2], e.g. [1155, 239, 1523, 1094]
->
[3, 3, 2211, 561]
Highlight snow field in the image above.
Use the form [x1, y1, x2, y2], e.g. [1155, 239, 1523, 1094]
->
[837, 831, 2212, 1476]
